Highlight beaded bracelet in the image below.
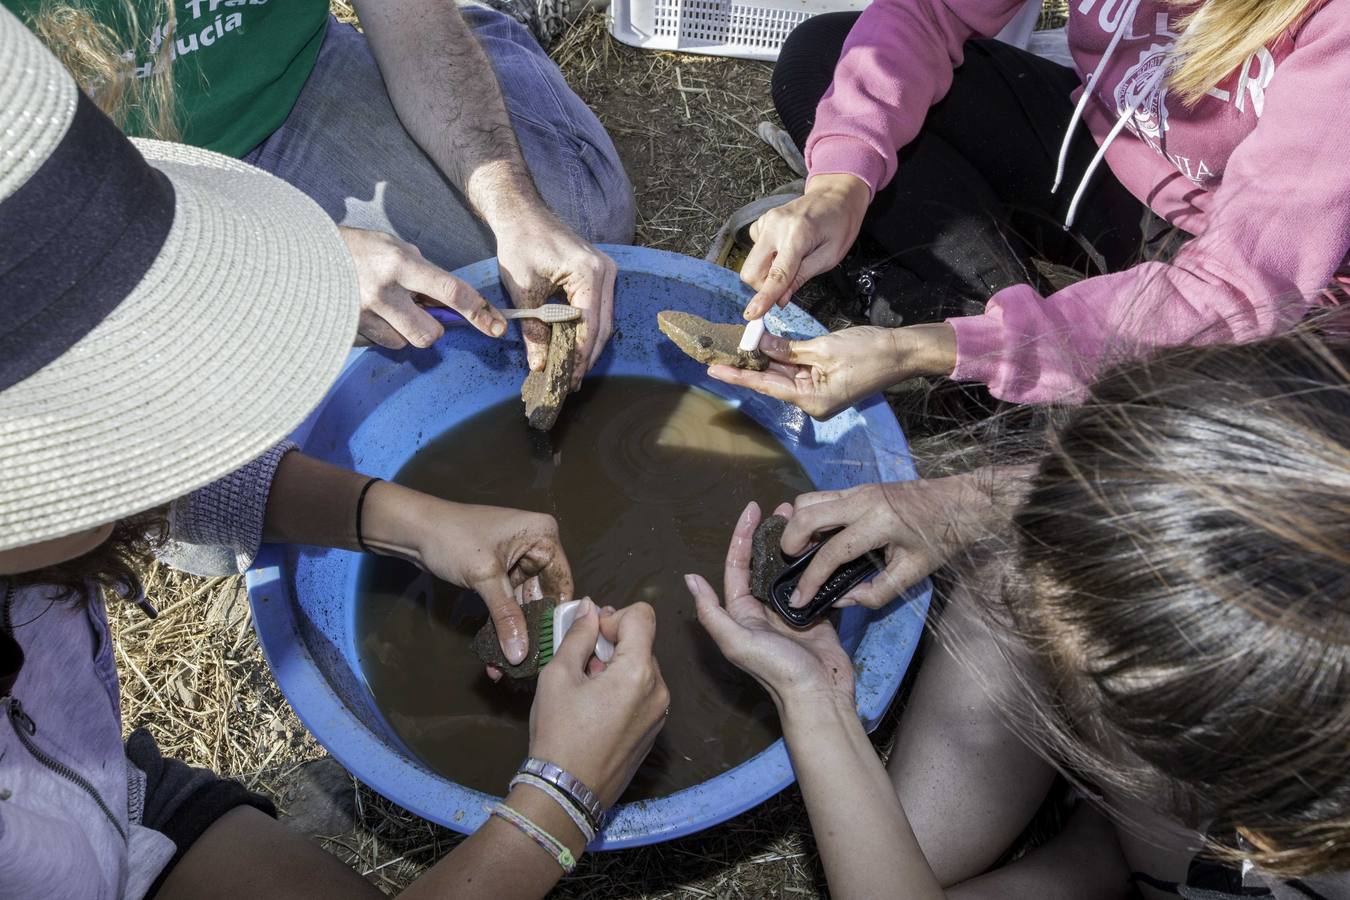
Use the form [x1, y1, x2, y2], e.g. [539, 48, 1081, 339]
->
[485, 801, 577, 873]
[510, 772, 597, 844]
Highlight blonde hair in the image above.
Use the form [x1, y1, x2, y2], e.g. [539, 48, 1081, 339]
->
[1169, 0, 1320, 104]
[29, 1, 178, 141]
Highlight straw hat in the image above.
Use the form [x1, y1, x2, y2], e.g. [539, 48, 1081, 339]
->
[0, 7, 360, 552]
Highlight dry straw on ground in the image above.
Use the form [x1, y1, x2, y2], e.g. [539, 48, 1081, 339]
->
[114, 3, 1069, 896]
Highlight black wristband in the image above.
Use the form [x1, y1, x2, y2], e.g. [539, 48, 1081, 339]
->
[355, 477, 382, 554]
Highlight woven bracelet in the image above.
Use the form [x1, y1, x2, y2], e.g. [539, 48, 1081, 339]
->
[510, 772, 597, 844]
[485, 801, 577, 873]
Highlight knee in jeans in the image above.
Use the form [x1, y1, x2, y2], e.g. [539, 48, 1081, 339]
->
[570, 154, 636, 245]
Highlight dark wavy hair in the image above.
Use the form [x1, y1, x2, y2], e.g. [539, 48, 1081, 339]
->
[5, 510, 167, 602]
[993, 328, 1350, 876]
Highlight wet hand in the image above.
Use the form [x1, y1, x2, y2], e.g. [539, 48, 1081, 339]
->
[687, 501, 855, 712]
[340, 227, 507, 349]
[740, 174, 870, 319]
[708, 325, 956, 421]
[495, 212, 616, 389]
[360, 484, 573, 666]
[781, 474, 1011, 610]
[529, 601, 669, 809]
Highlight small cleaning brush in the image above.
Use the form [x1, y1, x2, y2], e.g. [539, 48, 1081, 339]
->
[536, 599, 615, 669]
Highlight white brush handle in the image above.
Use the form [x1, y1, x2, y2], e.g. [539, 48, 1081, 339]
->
[552, 600, 616, 663]
[738, 317, 767, 352]
[502, 305, 582, 323]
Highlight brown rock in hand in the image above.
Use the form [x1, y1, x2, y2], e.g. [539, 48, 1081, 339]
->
[471, 597, 556, 682]
[521, 322, 578, 431]
[657, 310, 768, 371]
[750, 514, 790, 602]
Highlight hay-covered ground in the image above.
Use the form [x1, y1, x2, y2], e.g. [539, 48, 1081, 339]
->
[113, 3, 1068, 896]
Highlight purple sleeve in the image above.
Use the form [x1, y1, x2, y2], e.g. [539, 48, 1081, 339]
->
[163, 442, 296, 576]
[947, 6, 1350, 404]
[805, 0, 1028, 195]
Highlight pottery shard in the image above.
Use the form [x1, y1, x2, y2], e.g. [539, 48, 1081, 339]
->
[471, 597, 557, 681]
[521, 322, 578, 431]
[657, 310, 768, 371]
[750, 514, 790, 602]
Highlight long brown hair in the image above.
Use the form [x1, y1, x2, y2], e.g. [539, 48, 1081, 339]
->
[28, 0, 178, 140]
[990, 327, 1350, 875]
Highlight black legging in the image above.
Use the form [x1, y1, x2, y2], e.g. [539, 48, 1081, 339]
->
[773, 14, 1156, 317]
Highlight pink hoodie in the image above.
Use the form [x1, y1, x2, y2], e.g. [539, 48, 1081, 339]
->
[807, 0, 1350, 403]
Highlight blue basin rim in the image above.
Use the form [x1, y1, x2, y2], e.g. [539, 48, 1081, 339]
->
[246, 245, 931, 850]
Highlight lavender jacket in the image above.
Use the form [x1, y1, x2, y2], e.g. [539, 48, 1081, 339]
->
[0, 444, 291, 899]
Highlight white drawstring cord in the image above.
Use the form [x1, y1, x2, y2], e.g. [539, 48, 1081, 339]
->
[1052, 0, 1144, 194]
[1063, 65, 1165, 229]
[1064, 99, 1138, 229]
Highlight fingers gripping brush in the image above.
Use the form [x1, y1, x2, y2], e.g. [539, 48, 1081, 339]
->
[542, 600, 615, 666]
[472, 599, 615, 683]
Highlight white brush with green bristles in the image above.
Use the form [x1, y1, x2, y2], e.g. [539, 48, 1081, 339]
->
[535, 599, 616, 669]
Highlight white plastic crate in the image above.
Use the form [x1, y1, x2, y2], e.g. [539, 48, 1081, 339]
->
[608, 0, 1043, 63]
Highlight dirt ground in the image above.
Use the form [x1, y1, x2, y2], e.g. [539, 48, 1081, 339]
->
[111, 4, 1069, 896]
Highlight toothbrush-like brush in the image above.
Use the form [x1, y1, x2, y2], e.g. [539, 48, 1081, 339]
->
[423, 304, 581, 327]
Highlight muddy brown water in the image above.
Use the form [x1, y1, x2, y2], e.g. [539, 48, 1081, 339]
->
[357, 376, 815, 800]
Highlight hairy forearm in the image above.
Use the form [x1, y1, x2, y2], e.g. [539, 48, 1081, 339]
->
[782, 697, 947, 900]
[353, 0, 547, 233]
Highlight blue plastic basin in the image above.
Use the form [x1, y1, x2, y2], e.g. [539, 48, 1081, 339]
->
[246, 246, 930, 849]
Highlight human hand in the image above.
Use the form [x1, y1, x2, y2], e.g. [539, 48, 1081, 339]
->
[360, 484, 573, 666]
[740, 174, 870, 319]
[687, 501, 855, 712]
[708, 324, 956, 420]
[495, 211, 616, 388]
[340, 227, 508, 349]
[529, 601, 669, 809]
[781, 473, 1013, 610]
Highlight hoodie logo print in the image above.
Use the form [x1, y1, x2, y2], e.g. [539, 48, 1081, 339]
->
[1115, 44, 1171, 145]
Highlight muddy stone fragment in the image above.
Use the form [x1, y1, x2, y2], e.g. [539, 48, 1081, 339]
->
[521, 322, 578, 431]
[750, 514, 790, 602]
[657, 310, 768, 371]
[471, 597, 556, 681]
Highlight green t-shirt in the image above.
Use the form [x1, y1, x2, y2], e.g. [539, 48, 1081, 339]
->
[4, 0, 329, 157]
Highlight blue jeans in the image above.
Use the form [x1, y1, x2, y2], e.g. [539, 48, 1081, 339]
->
[243, 13, 636, 272]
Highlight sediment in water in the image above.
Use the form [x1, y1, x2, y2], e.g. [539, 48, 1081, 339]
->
[357, 377, 813, 798]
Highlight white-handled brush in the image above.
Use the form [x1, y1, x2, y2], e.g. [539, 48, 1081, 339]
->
[499, 305, 582, 323]
[539, 599, 615, 666]
[739, 317, 767, 352]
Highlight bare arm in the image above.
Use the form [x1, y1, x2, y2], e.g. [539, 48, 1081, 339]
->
[262, 451, 572, 666]
[162, 605, 667, 900]
[352, 0, 547, 233]
[783, 696, 948, 900]
[399, 784, 583, 900]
